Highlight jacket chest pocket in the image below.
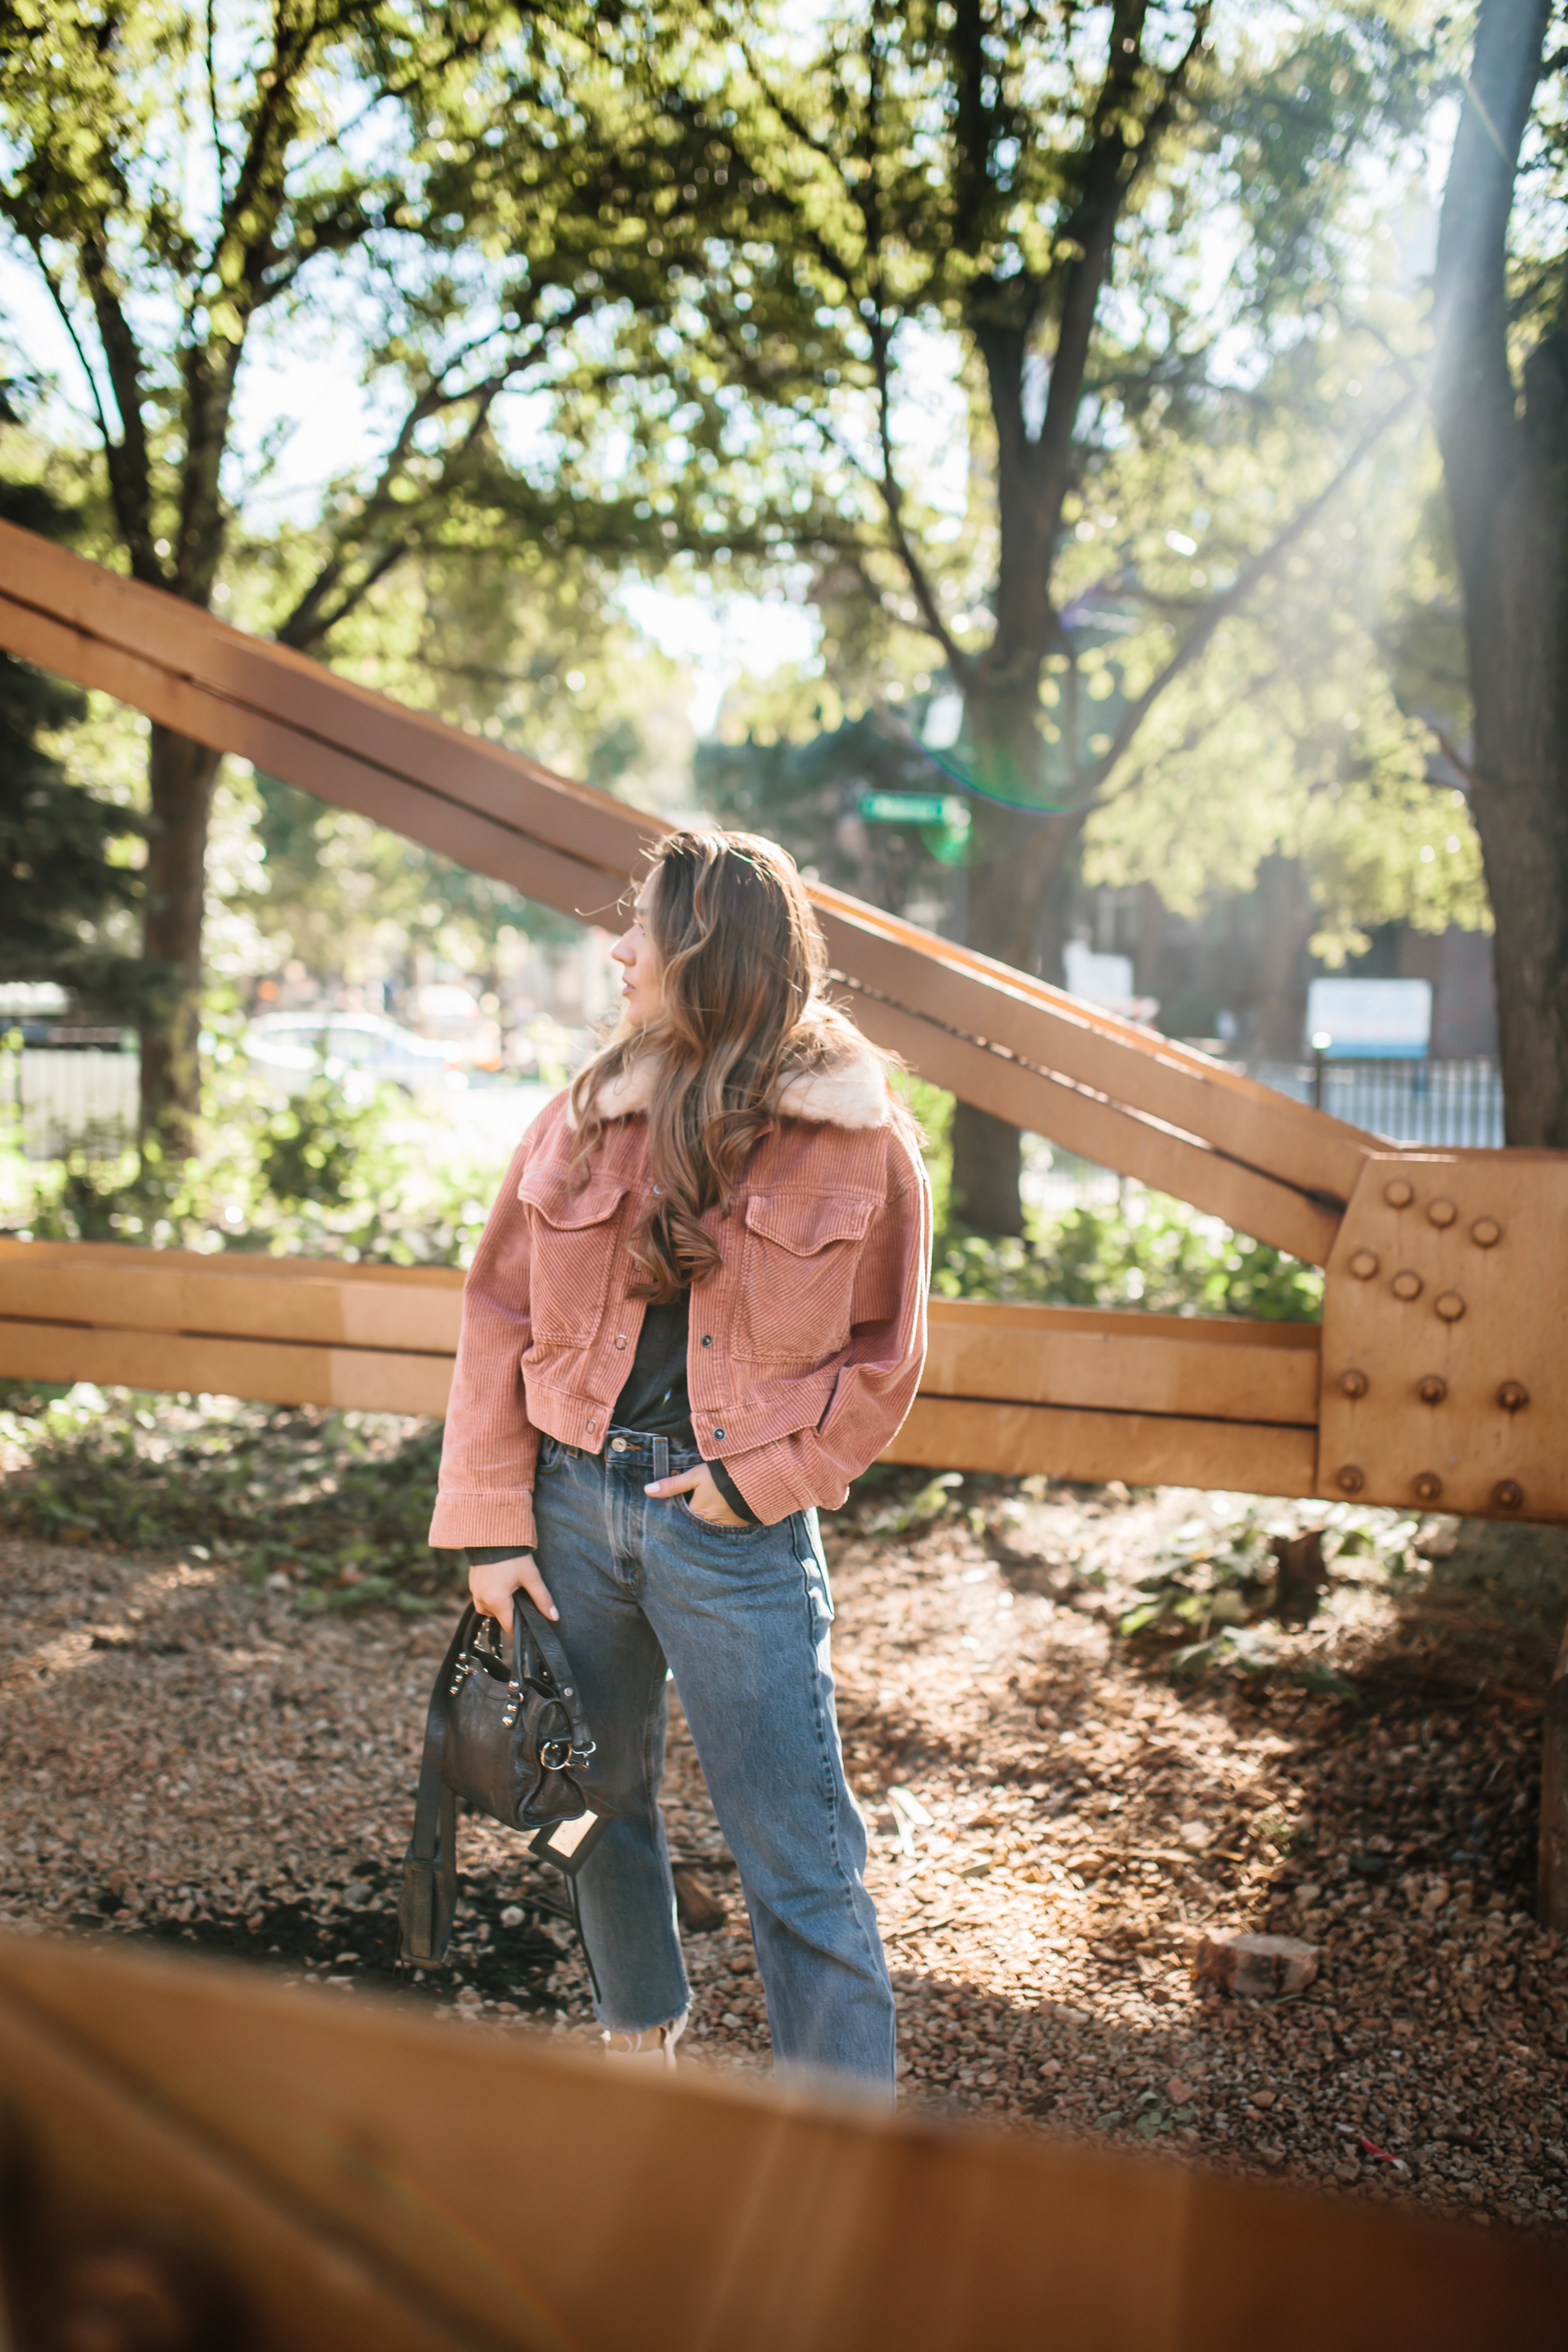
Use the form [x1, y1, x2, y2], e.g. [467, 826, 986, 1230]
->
[519, 1174, 628, 1344]
[733, 1191, 877, 1365]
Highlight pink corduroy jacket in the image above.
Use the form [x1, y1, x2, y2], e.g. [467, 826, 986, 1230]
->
[428, 1044, 932, 1548]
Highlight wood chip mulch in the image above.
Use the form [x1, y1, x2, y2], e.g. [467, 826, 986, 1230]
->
[2, 1477, 1566, 2242]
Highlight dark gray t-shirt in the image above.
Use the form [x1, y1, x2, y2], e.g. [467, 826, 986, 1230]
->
[612, 1292, 695, 1440]
[467, 1288, 757, 1560]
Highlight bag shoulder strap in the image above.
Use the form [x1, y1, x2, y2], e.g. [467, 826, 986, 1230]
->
[397, 1604, 471, 1964]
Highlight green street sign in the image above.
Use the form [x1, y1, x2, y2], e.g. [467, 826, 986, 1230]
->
[859, 791, 969, 827]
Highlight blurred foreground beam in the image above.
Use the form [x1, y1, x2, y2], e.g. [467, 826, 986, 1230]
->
[0, 519, 1372, 1260]
[0, 1929, 1563, 2352]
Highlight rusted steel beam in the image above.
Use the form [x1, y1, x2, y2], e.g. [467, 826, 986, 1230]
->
[0, 520, 1371, 1257]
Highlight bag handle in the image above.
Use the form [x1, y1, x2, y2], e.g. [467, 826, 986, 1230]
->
[511, 1595, 595, 1761]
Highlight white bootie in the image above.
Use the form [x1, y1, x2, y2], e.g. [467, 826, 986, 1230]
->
[602, 2013, 687, 2071]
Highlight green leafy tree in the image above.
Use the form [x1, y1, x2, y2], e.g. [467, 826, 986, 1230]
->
[627, 1, 1437, 1228]
[697, 706, 966, 916]
[0, 407, 154, 1011]
[1078, 381, 1490, 1002]
[0, 0, 779, 1152]
[232, 544, 696, 999]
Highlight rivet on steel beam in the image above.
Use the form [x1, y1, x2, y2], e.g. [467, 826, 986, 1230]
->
[1413, 1471, 1443, 1503]
[1493, 1480, 1524, 1512]
[1336, 1464, 1365, 1495]
[1418, 1374, 1447, 1405]
[1339, 1368, 1368, 1399]
[1427, 1197, 1458, 1228]
[1348, 1248, 1379, 1281]
[1497, 1379, 1529, 1413]
[1391, 1269, 1423, 1301]
[1471, 1216, 1502, 1248]
[1434, 1291, 1467, 1323]
[1383, 1178, 1414, 1208]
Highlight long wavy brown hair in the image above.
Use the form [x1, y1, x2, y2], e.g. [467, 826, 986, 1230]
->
[569, 830, 875, 1300]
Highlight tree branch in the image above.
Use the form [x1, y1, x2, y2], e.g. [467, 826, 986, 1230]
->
[1428, 723, 1486, 797]
[206, 0, 231, 202]
[73, 226, 158, 574]
[1034, 2, 1210, 500]
[276, 297, 597, 649]
[867, 316, 971, 680]
[1086, 653, 1293, 821]
[17, 235, 114, 458]
[1091, 390, 1416, 791]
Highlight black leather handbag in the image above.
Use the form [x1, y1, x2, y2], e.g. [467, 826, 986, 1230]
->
[398, 1598, 613, 1971]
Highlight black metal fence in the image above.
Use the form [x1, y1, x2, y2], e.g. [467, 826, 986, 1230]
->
[0, 1033, 138, 1161]
[0, 1035, 1512, 1166]
[1258, 1056, 1503, 1147]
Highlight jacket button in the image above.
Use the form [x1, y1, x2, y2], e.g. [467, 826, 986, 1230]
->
[700, 1333, 713, 1346]
[713, 1427, 726, 1442]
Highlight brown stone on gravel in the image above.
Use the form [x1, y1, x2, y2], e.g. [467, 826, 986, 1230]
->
[1194, 1930, 1321, 1999]
[671, 1863, 728, 1934]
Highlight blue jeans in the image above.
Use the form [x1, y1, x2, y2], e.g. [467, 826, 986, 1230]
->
[531, 1426, 895, 2093]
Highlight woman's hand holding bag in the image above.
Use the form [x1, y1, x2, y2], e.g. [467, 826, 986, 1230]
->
[468, 1551, 559, 1627]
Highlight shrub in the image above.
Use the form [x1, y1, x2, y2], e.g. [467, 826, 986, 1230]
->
[0, 1384, 454, 1606]
[934, 1191, 1322, 1322]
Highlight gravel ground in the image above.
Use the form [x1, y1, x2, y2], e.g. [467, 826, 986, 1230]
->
[2, 1473, 1566, 2240]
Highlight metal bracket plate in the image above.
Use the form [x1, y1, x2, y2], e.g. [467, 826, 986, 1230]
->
[1317, 1150, 1568, 1522]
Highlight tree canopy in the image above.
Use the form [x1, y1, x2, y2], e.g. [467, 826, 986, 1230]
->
[1, 0, 1538, 1204]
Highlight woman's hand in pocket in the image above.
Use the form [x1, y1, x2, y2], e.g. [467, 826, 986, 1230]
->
[645, 1464, 749, 1527]
[468, 1553, 559, 1630]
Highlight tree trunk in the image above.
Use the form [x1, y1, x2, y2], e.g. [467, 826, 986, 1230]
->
[950, 677, 1083, 1234]
[1245, 856, 1315, 1065]
[1432, 0, 1568, 1146]
[139, 727, 222, 1159]
[1453, 381, 1568, 1145]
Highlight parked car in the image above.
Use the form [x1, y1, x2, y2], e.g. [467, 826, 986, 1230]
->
[411, 982, 503, 1071]
[244, 1011, 464, 1097]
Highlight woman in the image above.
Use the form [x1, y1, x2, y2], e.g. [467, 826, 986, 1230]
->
[430, 830, 930, 2092]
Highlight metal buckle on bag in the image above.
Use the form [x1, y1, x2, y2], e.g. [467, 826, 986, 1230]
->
[448, 1651, 474, 1696]
[538, 1737, 572, 1771]
[569, 1740, 597, 1764]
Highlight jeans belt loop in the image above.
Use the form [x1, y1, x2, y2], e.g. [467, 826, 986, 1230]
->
[652, 1435, 669, 1485]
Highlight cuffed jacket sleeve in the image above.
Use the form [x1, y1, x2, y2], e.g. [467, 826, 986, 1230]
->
[714, 1122, 932, 1526]
[427, 1116, 549, 1551]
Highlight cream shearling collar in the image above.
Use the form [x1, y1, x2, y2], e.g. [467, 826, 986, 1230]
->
[571, 1046, 891, 1131]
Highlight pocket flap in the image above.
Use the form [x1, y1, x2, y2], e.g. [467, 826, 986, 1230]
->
[519, 1173, 628, 1230]
[744, 1191, 877, 1256]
